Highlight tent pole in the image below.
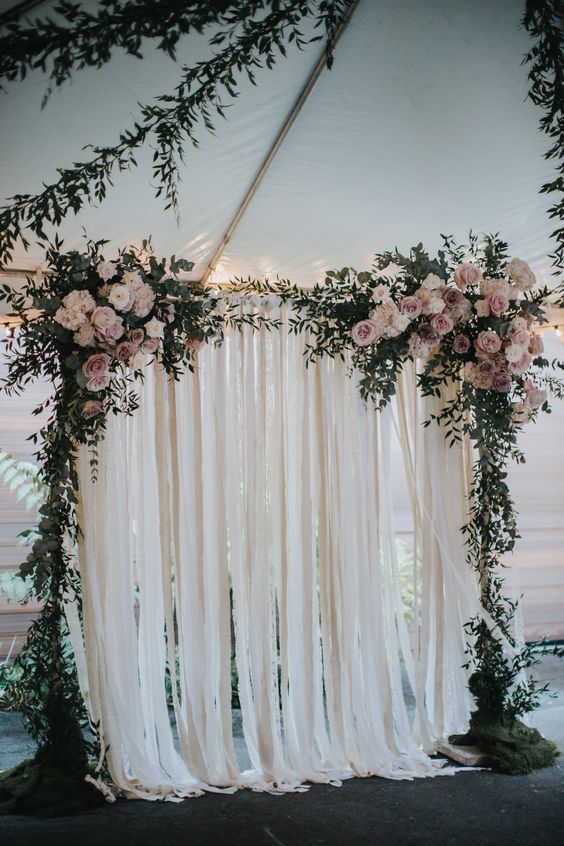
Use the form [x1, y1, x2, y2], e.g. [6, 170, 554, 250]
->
[199, 0, 361, 287]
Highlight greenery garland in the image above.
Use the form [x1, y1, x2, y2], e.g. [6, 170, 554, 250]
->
[0, 0, 349, 267]
[0, 239, 276, 814]
[522, 0, 564, 281]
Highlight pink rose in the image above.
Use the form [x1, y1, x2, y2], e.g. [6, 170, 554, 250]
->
[493, 370, 512, 393]
[82, 352, 111, 378]
[508, 350, 533, 376]
[91, 306, 118, 331]
[475, 330, 501, 356]
[129, 328, 145, 346]
[421, 329, 441, 347]
[141, 337, 159, 354]
[81, 400, 103, 419]
[488, 292, 510, 317]
[399, 296, 422, 318]
[529, 334, 544, 355]
[444, 287, 464, 308]
[91, 306, 124, 344]
[474, 360, 495, 389]
[115, 341, 135, 362]
[430, 312, 454, 335]
[351, 319, 379, 346]
[185, 336, 205, 353]
[101, 319, 124, 344]
[475, 299, 491, 318]
[453, 334, 470, 354]
[86, 373, 111, 392]
[525, 386, 547, 409]
[453, 262, 482, 291]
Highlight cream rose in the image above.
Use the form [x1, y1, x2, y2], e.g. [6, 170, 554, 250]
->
[108, 284, 135, 312]
[97, 261, 115, 281]
[507, 258, 536, 291]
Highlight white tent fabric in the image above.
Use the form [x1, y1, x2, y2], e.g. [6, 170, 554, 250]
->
[74, 300, 479, 798]
[0, 0, 556, 289]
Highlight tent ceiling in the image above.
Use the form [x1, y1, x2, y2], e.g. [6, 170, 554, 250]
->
[0, 0, 557, 291]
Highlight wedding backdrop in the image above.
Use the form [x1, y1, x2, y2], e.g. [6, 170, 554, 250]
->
[0, 0, 563, 819]
[74, 302, 478, 798]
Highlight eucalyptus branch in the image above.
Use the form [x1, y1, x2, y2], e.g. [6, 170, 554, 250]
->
[0, 1, 268, 99]
[522, 0, 564, 278]
[0, 0, 349, 268]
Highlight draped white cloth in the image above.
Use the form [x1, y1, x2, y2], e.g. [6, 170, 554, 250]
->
[74, 299, 480, 799]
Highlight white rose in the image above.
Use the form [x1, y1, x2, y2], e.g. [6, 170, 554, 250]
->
[372, 283, 391, 303]
[393, 313, 410, 332]
[108, 284, 134, 312]
[505, 343, 525, 363]
[122, 270, 143, 290]
[422, 273, 442, 291]
[97, 261, 115, 281]
[512, 316, 528, 331]
[145, 317, 165, 338]
[427, 298, 446, 314]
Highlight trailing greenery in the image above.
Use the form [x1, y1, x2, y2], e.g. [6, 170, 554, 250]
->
[0, 0, 350, 266]
[0, 238, 278, 813]
[230, 233, 564, 772]
[522, 0, 564, 283]
[0, 450, 44, 710]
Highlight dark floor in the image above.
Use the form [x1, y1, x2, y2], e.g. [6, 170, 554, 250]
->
[1, 656, 563, 846]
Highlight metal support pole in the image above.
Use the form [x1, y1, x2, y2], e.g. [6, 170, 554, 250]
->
[199, 0, 360, 287]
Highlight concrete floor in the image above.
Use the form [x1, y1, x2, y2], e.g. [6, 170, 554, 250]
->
[1, 656, 563, 845]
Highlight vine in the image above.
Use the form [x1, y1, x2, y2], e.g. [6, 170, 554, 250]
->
[0, 0, 350, 266]
[522, 0, 564, 282]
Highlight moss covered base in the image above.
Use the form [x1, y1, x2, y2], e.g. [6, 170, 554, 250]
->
[450, 711, 559, 775]
[0, 758, 106, 817]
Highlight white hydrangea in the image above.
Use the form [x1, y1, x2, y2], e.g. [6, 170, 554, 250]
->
[132, 283, 156, 318]
[63, 289, 96, 314]
[54, 306, 86, 331]
[74, 321, 96, 348]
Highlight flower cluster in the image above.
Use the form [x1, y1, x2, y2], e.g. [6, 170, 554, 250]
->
[348, 253, 548, 423]
[9, 241, 229, 428]
[54, 264, 168, 385]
